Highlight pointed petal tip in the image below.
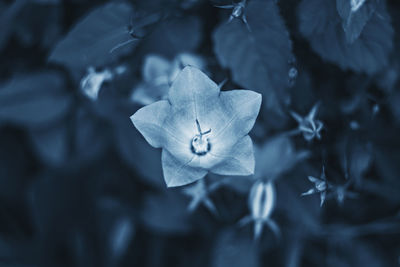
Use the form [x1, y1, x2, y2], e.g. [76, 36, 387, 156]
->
[301, 188, 315, 196]
[246, 90, 262, 109]
[254, 92, 262, 112]
[168, 65, 220, 106]
[165, 175, 205, 188]
[290, 111, 303, 123]
[129, 108, 145, 134]
[129, 112, 138, 125]
[244, 154, 256, 175]
[128, 100, 171, 148]
[179, 65, 206, 77]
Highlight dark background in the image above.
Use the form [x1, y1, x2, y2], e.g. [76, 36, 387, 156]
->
[0, 0, 400, 266]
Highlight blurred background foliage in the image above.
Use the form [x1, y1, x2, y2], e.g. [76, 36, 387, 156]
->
[0, 0, 400, 266]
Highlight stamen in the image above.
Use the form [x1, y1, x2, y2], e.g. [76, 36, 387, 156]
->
[191, 119, 212, 156]
[195, 119, 211, 136]
[202, 129, 211, 135]
[195, 119, 202, 134]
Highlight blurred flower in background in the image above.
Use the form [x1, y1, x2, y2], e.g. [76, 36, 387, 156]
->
[131, 53, 206, 105]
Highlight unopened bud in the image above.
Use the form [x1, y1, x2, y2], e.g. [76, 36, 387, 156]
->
[249, 180, 275, 221]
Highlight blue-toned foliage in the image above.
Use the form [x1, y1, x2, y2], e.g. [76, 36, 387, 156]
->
[0, 0, 400, 266]
[0, 72, 72, 128]
[49, 2, 138, 74]
[136, 16, 203, 58]
[213, 0, 293, 117]
[298, 0, 394, 74]
[212, 228, 259, 267]
[336, 0, 379, 43]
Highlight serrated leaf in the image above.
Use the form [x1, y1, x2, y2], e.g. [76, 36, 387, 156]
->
[0, 72, 72, 128]
[213, 0, 293, 116]
[49, 3, 136, 73]
[298, 0, 394, 74]
[336, 0, 379, 43]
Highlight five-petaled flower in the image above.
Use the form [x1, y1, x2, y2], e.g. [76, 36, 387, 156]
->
[182, 179, 218, 215]
[290, 103, 323, 141]
[301, 166, 329, 207]
[130, 66, 262, 187]
[131, 53, 206, 105]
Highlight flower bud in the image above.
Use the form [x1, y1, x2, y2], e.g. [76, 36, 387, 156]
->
[249, 180, 275, 221]
[80, 67, 113, 100]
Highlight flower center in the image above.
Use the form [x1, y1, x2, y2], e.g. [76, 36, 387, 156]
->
[191, 119, 211, 156]
[191, 135, 210, 155]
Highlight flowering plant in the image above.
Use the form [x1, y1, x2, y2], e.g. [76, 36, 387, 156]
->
[131, 66, 261, 187]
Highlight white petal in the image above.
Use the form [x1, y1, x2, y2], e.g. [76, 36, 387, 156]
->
[168, 66, 220, 125]
[213, 90, 261, 149]
[130, 100, 170, 148]
[143, 54, 171, 81]
[162, 149, 207, 187]
[210, 135, 255, 176]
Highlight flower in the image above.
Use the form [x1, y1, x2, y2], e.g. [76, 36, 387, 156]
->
[215, 0, 251, 31]
[182, 179, 217, 214]
[80, 67, 113, 100]
[301, 166, 329, 207]
[130, 66, 261, 187]
[239, 180, 280, 240]
[131, 53, 206, 105]
[290, 103, 323, 141]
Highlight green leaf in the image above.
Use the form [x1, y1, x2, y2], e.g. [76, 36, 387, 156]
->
[298, 0, 394, 74]
[254, 136, 310, 181]
[336, 0, 379, 43]
[137, 16, 203, 58]
[49, 2, 136, 73]
[0, 71, 72, 128]
[213, 0, 293, 116]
